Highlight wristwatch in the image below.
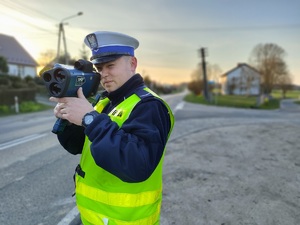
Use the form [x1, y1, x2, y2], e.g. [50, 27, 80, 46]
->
[82, 111, 99, 128]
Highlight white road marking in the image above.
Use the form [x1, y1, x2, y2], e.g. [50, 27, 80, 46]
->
[57, 206, 79, 225]
[174, 101, 185, 113]
[0, 133, 48, 151]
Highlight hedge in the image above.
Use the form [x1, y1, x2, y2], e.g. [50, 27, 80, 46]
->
[0, 88, 36, 105]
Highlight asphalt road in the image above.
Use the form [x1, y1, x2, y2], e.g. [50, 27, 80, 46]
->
[161, 99, 300, 225]
[0, 95, 299, 225]
[0, 110, 80, 225]
[0, 93, 185, 225]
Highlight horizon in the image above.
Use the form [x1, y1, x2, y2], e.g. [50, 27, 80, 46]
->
[0, 0, 299, 85]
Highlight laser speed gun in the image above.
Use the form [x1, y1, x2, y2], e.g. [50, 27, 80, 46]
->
[41, 59, 100, 134]
[41, 59, 100, 98]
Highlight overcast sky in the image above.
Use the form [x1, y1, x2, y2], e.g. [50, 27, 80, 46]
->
[1, 0, 299, 84]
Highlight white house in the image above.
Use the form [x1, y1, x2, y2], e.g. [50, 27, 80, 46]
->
[220, 63, 261, 95]
[0, 33, 38, 78]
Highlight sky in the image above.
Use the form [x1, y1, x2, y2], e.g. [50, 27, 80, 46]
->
[0, 0, 299, 85]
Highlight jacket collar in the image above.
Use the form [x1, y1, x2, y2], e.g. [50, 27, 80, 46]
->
[103, 74, 145, 108]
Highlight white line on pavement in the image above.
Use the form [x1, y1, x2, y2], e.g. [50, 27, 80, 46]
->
[174, 101, 185, 113]
[57, 206, 80, 225]
[0, 133, 48, 151]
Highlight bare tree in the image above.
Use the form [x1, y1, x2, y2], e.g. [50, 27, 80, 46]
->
[277, 74, 293, 99]
[207, 63, 222, 83]
[191, 66, 202, 81]
[188, 63, 222, 96]
[79, 43, 90, 60]
[249, 43, 289, 95]
[188, 67, 203, 95]
[37, 49, 56, 68]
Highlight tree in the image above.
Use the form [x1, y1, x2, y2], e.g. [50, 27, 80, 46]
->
[188, 79, 203, 95]
[0, 56, 9, 74]
[57, 52, 73, 65]
[188, 63, 222, 95]
[79, 43, 90, 60]
[188, 67, 203, 95]
[277, 74, 293, 98]
[37, 49, 56, 68]
[249, 43, 290, 95]
[206, 63, 222, 83]
[38, 49, 78, 67]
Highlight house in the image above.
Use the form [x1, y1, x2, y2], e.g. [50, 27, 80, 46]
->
[0, 33, 38, 78]
[220, 63, 261, 95]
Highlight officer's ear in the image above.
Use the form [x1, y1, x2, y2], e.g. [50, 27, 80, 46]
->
[130, 56, 137, 71]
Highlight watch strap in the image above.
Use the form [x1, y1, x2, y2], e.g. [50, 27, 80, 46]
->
[82, 110, 99, 128]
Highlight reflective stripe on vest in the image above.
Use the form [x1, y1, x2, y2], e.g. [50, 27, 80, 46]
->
[78, 204, 161, 225]
[76, 87, 174, 225]
[76, 180, 162, 207]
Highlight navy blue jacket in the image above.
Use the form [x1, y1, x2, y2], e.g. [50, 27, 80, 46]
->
[57, 74, 172, 182]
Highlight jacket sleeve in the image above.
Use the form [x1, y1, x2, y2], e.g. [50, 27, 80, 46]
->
[85, 98, 171, 183]
[57, 124, 85, 155]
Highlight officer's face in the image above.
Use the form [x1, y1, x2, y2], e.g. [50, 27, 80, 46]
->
[96, 56, 137, 92]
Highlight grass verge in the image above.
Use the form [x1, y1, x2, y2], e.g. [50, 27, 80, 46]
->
[184, 94, 280, 110]
[0, 101, 52, 117]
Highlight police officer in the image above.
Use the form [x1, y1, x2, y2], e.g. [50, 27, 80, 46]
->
[50, 31, 174, 225]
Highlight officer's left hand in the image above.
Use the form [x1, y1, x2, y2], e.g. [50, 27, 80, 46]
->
[49, 87, 94, 126]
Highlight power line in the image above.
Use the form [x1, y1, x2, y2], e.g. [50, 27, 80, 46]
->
[0, 0, 57, 35]
[80, 23, 300, 33]
[132, 24, 300, 32]
[0, 0, 57, 21]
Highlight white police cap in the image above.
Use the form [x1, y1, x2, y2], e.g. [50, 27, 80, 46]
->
[84, 31, 139, 64]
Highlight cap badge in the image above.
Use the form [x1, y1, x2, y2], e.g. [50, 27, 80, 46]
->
[87, 34, 98, 49]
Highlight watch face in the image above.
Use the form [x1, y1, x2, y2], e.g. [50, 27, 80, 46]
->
[84, 114, 94, 125]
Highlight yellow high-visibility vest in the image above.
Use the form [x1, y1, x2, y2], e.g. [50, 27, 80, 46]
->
[75, 87, 174, 225]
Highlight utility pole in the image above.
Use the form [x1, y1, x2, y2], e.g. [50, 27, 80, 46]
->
[56, 12, 83, 65]
[56, 23, 67, 64]
[199, 47, 209, 101]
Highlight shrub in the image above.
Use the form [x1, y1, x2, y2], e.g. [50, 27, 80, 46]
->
[20, 101, 41, 112]
[24, 75, 34, 83]
[188, 80, 203, 95]
[8, 75, 22, 84]
[0, 76, 11, 86]
[0, 88, 36, 105]
[34, 76, 45, 85]
[12, 81, 28, 89]
[0, 105, 10, 114]
[27, 81, 37, 89]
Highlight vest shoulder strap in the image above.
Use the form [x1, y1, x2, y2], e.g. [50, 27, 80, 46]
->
[134, 86, 160, 101]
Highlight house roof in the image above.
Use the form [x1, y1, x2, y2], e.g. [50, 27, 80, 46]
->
[0, 33, 38, 67]
[221, 63, 260, 77]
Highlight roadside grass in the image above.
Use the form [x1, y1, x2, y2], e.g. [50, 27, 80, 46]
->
[1, 89, 299, 116]
[184, 94, 280, 110]
[0, 101, 52, 117]
[271, 90, 300, 99]
[0, 92, 97, 117]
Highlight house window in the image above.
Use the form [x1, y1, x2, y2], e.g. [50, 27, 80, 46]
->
[17, 65, 25, 77]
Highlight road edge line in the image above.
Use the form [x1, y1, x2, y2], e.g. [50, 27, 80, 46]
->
[57, 206, 80, 225]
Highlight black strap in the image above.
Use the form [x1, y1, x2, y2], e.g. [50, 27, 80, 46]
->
[72, 164, 85, 197]
[92, 93, 102, 106]
[134, 86, 152, 100]
[75, 164, 85, 178]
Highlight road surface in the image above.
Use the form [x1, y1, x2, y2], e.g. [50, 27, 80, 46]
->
[0, 95, 299, 225]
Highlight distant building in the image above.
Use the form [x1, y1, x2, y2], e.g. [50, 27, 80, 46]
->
[220, 63, 261, 95]
[0, 33, 38, 78]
